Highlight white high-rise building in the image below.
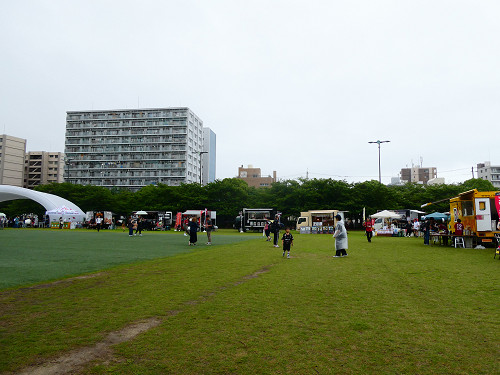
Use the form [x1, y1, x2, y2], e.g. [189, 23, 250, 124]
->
[65, 108, 214, 191]
[477, 161, 500, 188]
[202, 128, 216, 184]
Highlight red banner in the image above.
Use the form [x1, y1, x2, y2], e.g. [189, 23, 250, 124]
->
[175, 212, 182, 229]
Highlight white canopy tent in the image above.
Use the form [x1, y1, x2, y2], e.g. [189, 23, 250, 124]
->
[371, 210, 402, 219]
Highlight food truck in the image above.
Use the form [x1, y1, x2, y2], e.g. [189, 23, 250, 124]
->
[296, 210, 345, 233]
[422, 189, 500, 245]
[235, 208, 277, 232]
[448, 189, 500, 245]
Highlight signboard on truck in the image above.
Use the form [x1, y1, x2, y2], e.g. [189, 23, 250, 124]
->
[236, 208, 276, 232]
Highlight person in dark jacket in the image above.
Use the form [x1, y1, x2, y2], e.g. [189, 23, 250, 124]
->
[188, 217, 199, 246]
[271, 215, 281, 248]
[422, 219, 431, 245]
[135, 217, 144, 236]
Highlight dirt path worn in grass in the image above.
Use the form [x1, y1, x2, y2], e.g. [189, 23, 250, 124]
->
[13, 266, 272, 375]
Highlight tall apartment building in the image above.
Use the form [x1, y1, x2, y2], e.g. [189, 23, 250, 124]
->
[400, 166, 437, 185]
[237, 165, 277, 188]
[203, 128, 216, 184]
[0, 134, 27, 187]
[65, 107, 214, 190]
[476, 161, 500, 188]
[24, 151, 65, 189]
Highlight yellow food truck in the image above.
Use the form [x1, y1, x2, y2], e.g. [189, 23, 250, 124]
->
[448, 189, 500, 245]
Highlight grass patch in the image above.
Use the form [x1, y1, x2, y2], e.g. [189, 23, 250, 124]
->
[0, 230, 498, 374]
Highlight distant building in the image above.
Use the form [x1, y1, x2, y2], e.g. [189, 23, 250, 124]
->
[202, 128, 216, 184]
[400, 166, 437, 185]
[237, 165, 277, 188]
[24, 151, 65, 189]
[65, 107, 215, 190]
[427, 177, 446, 185]
[389, 177, 403, 186]
[0, 134, 26, 187]
[476, 161, 500, 188]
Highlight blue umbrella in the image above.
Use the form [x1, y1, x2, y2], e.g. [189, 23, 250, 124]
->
[422, 212, 450, 220]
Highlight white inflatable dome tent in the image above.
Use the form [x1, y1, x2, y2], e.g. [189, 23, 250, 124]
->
[0, 185, 85, 224]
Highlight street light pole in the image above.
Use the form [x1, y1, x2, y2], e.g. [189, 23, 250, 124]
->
[368, 140, 390, 184]
[199, 151, 207, 185]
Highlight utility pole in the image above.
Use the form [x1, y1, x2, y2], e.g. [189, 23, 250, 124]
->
[368, 140, 390, 184]
[471, 166, 474, 179]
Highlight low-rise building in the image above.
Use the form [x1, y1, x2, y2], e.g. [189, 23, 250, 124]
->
[24, 151, 65, 189]
[400, 166, 437, 185]
[237, 165, 277, 188]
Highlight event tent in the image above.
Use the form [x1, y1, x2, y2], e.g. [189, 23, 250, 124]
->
[371, 210, 402, 219]
[0, 185, 85, 222]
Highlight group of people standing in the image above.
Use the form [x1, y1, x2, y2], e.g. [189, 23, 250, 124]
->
[362, 215, 469, 247]
[127, 216, 144, 237]
[186, 215, 213, 246]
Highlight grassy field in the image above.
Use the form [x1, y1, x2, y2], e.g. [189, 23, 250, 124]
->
[0, 228, 260, 289]
[0, 229, 499, 374]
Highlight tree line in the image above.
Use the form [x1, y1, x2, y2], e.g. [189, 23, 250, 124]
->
[0, 178, 495, 228]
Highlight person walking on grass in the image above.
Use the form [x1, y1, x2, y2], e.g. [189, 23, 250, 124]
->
[95, 214, 103, 232]
[363, 217, 373, 242]
[188, 217, 199, 246]
[333, 214, 348, 257]
[205, 215, 213, 245]
[281, 227, 294, 258]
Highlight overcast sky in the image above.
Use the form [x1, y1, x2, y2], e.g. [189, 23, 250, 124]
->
[1, 0, 499, 184]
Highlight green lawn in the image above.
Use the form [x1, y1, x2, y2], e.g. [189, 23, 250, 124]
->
[0, 230, 498, 374]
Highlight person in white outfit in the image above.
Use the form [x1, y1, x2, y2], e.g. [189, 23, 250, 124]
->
[333, 214, 348, 257]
